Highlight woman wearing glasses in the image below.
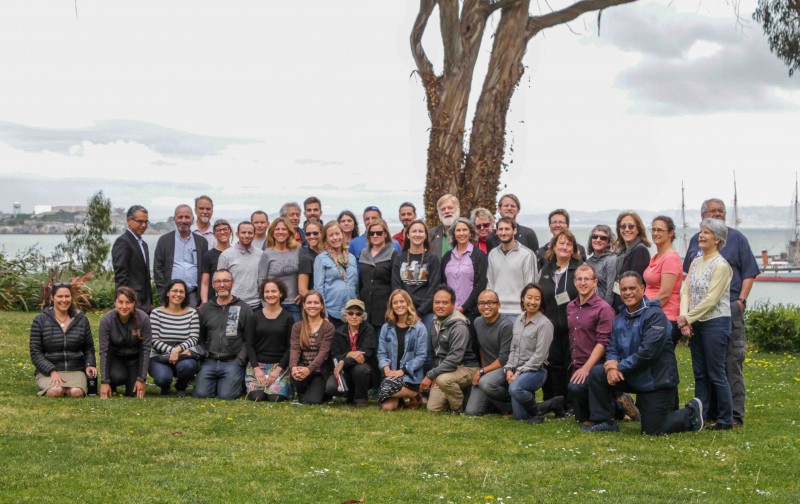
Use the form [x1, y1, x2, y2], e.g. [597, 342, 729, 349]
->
[358, 218, 397, 333]
[612, 211, 651, 312]
[30, 282, 97, 398]
[325, 299, 378, 406]
[441, 217, 488, 322]
[200, 219, 232, 305]
[149, 279, 200, 396]
[643, 216, 683, 347]
[585, 225, 617, 305]
[298, 220, 323, 298]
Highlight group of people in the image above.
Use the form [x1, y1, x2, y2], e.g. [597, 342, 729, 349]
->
[29, 193, 759, 435]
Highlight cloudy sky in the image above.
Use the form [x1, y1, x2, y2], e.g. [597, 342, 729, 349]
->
[0, 0, 797, 221]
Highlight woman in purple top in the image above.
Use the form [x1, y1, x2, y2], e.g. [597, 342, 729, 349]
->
[440, 217, 488, 321]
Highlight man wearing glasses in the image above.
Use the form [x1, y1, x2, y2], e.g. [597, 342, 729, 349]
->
[154, 204, 208, 308]
[465, 290, 514, 416]
[536, 209, 587, 270]
[194, 269, 254, 400]
[112, 205, 153, 313]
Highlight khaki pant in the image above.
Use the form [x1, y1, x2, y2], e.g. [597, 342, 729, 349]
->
[427, 366, 478, 412]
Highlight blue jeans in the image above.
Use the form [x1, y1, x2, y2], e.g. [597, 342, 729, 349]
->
[149, 356, 199, 392]
[508, 369, 547, 420]
[193, 359, 245, 400]
[282, 302, 302, 323]
[690, 316, 733, 426]
[465, 368, 511, 416]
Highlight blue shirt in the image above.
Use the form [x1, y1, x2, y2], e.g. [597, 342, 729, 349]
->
[348, 233, 402, 261]
[682, 227, 759, 301]
[172, 230, 198, 289]
[313, 251, 359, 319]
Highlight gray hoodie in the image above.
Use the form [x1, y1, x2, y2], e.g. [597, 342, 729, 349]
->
[427, 310, 479, 379]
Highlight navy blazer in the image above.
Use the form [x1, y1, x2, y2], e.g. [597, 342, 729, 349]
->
[153, 231, 208, 302]
[111, 229, 153, 312]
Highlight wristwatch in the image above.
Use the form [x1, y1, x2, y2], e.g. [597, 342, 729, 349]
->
[479, 368, 485, 376]
[738, 298, 747, 307]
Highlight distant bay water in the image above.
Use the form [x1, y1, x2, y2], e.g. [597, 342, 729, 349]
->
[1, 225, 798, 305]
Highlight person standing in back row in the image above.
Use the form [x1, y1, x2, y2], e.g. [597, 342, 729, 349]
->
[112, 205, 153, 313]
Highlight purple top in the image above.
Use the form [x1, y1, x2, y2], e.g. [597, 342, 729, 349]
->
[566, 292, 614, 371]
[445, 243, 475, 308]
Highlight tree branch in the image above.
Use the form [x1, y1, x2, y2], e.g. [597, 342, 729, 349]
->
[488, 0, 524, 14]
[411, 0, 437, 76]
[526, 0, 638, 38]
[439, 0, 464, 75]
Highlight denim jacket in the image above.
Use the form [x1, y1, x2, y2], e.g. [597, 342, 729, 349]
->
[377, 321, 428, 384]
[313, 251, 358, 319]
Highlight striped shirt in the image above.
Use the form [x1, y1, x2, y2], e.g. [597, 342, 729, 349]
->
[150, 307, 200, 356]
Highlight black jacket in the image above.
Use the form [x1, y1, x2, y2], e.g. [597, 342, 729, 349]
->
[538, 258, 582, 369]
[331, 321, 379, 386]
[111, 229, 153, 312]
[440, 245, 488, 318]
[30, 308, 96, 375]
[153, 230, 208, 303]
[358, 244, 397, 327]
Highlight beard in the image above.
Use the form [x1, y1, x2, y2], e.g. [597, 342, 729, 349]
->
[199, 216, 211, 224]
[440, 215, 456, 227]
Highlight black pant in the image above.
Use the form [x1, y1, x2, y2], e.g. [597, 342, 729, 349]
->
[108, 354, 140, 396]
[587, 364, 692, 435]
[293, 373, 327, 404]
[543, 330, 569, 400]
[325, 363, 373, 403]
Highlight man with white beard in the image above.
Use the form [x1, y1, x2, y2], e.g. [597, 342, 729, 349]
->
[428, 194, 460, 258]
[191, 195, 216, 249]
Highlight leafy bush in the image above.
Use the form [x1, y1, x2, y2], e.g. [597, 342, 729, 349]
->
[0, 247, 47, 311]
[745, 302, 800, 352]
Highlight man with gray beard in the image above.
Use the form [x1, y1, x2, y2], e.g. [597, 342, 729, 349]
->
[428, 194, 460, 258]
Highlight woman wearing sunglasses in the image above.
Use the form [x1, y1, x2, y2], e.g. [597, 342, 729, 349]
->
[585, 224, 617, 305]
[612, 211, 651, 312]
[358, 218, 397, 333]
[325, 299, 378, 406]
[298, 220, 323, 298]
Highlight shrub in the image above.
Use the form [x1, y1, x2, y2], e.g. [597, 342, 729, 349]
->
[745, 302, 800, 352]
[0, 247, 47, 311]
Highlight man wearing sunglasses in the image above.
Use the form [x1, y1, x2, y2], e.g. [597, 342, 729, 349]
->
[112, 205, 153, 313]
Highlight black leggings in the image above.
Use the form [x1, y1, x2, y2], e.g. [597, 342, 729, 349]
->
[108, 354, 140, 396]
[325, 363, 373, 403]
[292, 373, 327, 404]
[246, 390, 288, 402]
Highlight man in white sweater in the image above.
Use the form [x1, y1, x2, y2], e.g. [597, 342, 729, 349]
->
[487, 217, 538, 321]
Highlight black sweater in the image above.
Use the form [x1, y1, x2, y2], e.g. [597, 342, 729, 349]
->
[358, 245, 397, 326]
[391, 251, 441, 316]
[247, 308, 295, 369]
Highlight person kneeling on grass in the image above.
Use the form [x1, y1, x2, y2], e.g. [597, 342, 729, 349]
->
[377, 290, 428, 411]
[325, 299, 379, 407]
[582, 272, 704, 435]
[30, 282, 98, 398]
[193, 269, 254, 400]
[99, 287, 152, 399]
[289, 290, 335, 405]
[420, 285, 480, 414]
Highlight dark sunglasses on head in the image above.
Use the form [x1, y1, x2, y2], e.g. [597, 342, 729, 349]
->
[591, 234, 609, 241]
[52, 281, 71, 289]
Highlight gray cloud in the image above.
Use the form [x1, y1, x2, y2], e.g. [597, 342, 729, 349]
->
[0, 119, 252, 158]
[595, 4, 799, 115]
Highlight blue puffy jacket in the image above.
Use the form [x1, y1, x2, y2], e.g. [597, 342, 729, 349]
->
[606, 297, 679, 392]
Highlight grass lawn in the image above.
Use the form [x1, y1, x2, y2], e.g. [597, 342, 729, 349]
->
[1, 310, 798, 503]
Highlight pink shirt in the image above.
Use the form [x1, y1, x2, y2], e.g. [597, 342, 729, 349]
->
[643, 250, 682, 320]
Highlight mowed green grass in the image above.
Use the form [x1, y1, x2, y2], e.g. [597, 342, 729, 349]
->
[1, 311, 798, 503]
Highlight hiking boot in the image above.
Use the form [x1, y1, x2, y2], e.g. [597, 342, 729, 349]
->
[711, 422, 732, 431]
[581, 420, 620, 432]
[537, 396, 565, 418]
[616, 393, 640, 422]
[527, 415, 545, 425]
[686, 398, 704, 432]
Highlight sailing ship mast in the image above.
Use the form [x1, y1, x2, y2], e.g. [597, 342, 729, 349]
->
[681, 181, 688, 253]
[732, 171, 742, 228]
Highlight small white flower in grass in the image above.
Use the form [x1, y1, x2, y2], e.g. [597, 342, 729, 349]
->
[756, 490, 771, 495]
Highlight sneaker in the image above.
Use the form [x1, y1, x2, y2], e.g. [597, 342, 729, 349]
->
[711, 422, 732, 431]
[616, 393, 640, 422]
[686, 398, 704, 432]
[527, 415, 544, 425]
[581, 420, 620, 432]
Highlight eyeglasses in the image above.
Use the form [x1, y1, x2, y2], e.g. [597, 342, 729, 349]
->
[306, 231, 320, 236]
[212, 279, 232, 285]
[214, 227, 231, 233]
[550, 220, 567, 226]
[129, 219, 149, 225]
[619, 223, 637, 231]
[477, 300, 498, 307]
[346, 311, 363, 317]
[475, 222, 492, 230]
[368, 230, 384, 237]
[650, 228, 668, 234]
[591, 234, 609, 241]
[575, 277, 596, 283]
